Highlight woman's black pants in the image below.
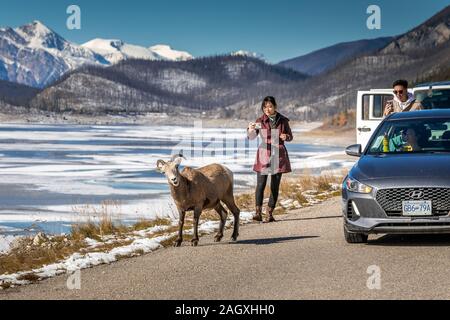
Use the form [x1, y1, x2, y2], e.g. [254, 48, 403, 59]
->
[255, 172, 283, 209]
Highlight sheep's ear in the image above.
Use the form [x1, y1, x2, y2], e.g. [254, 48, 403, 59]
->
[156, 160, 166, 172]
[173, 157, 184, 166]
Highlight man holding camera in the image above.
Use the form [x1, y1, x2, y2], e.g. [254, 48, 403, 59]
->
[384, 79, 423, 116]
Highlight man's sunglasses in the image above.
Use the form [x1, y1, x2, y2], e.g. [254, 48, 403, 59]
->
[393, 90, 404, 95]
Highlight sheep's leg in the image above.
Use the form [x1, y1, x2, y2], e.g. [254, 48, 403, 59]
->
[214, 203, 227, 242]
[191, 207, 201, 247]
[223, 197, 240, 242]
[174, 210, 186, 247]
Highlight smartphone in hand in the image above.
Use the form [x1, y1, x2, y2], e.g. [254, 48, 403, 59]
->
[384, 100, 394, 115]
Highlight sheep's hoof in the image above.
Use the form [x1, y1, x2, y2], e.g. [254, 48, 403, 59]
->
[191, 239, 199, 247]
[214, 235, 223, 242]
[173, 240, 182, 247]
[230, 236, 238, 242]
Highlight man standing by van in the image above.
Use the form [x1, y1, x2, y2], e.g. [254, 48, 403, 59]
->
[384, 79, 423, 116]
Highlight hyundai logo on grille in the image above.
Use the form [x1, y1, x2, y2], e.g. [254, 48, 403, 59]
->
[409, 191, 424, 199]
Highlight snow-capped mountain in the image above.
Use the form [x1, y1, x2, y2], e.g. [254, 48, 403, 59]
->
[231, 50, 264, 60]
[82, 39, 159, 64]
[149, 44, 193, 61]
[0, 21, 194, 88]
[0, 21, 109, 88]
[82, 39, 193, 64]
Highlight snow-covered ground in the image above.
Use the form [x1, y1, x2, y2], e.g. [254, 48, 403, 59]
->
[0, 211, 254, 287]
[0, 123, 354, 240]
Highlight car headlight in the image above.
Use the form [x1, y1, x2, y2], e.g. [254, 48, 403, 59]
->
[344, 177, 373, 194]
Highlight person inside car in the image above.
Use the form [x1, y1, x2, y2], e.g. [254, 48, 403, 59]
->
[371, 126, 424, 153]
[401, 128, 422, 152]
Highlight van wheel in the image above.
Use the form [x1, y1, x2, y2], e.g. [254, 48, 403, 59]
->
[344, 226, 368, 243]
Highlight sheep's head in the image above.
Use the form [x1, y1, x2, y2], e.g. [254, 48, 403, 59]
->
[156, 154, 185, 187]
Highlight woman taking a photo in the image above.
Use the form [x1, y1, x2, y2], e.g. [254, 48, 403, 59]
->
[247, 96, 293, 222]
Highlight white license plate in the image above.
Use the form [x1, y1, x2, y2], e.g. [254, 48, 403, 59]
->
[402, 200, 432, 216]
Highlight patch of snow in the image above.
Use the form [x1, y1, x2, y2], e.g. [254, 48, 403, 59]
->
[0, 235, 19, 254]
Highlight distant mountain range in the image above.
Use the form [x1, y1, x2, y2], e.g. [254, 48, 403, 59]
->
[281, 5, 450, 119]
[29, 55, 308, 117]
[278, 37, 394, 75]
[0, 5, 449, 121]
[0, 21, 194, 88]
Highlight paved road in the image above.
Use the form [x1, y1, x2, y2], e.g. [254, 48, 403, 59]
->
[3, 197, 450, 299]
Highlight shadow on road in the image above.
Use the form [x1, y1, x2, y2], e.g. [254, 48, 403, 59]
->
[368, 234, 450, 246]
[280, 215, 341, 222]
[234, 235, 319, 245]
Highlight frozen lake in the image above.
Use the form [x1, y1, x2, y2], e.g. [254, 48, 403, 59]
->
[0, 123, 353, 235]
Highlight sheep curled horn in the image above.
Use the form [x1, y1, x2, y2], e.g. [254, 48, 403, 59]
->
[156, 154, 185, 170]
[156, 154, 240, 247]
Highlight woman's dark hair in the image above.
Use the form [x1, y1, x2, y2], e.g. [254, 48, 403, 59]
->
[393, 79, 408, 88]
[261, 96, 277, 111]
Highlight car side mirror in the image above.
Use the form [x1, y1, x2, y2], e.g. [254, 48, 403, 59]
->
[345, 144, 362, 157]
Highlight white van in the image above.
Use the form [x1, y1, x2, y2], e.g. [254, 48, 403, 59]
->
[356, 81, 450, 150]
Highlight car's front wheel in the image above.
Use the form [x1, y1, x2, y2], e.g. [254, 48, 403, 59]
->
[344, 226, 368, 243]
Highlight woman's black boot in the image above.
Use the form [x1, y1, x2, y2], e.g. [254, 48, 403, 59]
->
[253, 206, 263, 222]
[265, 207, 276, 223]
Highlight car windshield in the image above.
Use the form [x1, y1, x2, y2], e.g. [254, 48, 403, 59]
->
[368, 117, 450, 154]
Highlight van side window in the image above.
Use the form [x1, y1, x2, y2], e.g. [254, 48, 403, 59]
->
[363, 95, 370, 120]
[374, 95, 392, 118]
[373, 95, 383, 118]
[362, 94, 393, 120]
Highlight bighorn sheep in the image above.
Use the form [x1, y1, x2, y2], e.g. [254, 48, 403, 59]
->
[156, 154, 240, 247]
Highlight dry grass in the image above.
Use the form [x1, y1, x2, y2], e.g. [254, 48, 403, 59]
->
[115, 249, 145, 261]
[320, 110, 356, 130]
[0, 236, 85, 275]
[87, 239, 134, 253]
[196, 209, 221, 221]
[235, 193, 254, 210]
[235, 171, 345, 214]
[71, 201, 126, 241]
[315, 174, 342, 192]
[132, 218, 172, 231]
[157, 231, 195, 248]
[71, 201, 172, 241]
[16, 272, 40, 282]
[0, 202, 174, 276]
[0, 282, 12, 289]
[159, 237, 177, 247]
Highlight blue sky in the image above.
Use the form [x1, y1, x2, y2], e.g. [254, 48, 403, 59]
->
[1, 0, 448, 62]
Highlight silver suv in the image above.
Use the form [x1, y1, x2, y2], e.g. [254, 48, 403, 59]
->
[343, 109, 450, 243]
